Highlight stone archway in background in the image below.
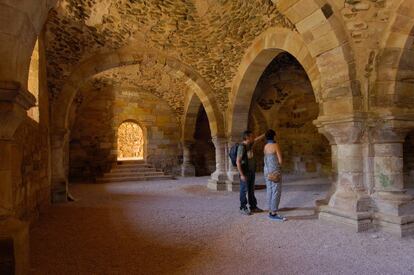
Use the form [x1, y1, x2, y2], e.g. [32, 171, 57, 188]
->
[50, 49, 225, 201]
[117, 121, 145, 161]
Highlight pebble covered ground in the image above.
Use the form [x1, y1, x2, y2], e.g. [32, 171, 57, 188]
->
[30, 176, 414, 275]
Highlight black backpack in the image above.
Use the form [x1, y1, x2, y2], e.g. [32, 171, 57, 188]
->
[229, 143, 247, 167]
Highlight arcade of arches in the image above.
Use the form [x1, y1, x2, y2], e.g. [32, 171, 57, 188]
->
[2, 0, 414, 273]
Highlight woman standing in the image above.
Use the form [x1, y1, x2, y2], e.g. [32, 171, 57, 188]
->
[263, 129, 286, 221]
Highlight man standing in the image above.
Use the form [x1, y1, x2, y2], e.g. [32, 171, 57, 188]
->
[236, 130, 265, 215]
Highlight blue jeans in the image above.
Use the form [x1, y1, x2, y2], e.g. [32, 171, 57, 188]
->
[240, 172, 257, 210]
[266, 179, 282, 213]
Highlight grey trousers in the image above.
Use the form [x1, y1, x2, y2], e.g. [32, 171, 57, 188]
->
[265, 179, 282, 213]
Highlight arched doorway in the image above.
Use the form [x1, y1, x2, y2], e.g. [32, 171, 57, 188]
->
[117, 121, 145, 161]
[247, 52, 332, 179]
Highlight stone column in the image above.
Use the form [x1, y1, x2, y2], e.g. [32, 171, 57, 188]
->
[207, 136, 227, 191]
[50, 128, 69, 203]
[226, 138, 240, 192]
[181, 140, 195, 177]
[0, 81, 35, 275]
[371, 120, 414, 237]
[316, 119, 372, 232]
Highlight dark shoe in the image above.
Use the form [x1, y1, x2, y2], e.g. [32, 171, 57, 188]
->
[250, 207, 264, 213]
[268, 213, 286, 221]
[240, 208, 252, 216]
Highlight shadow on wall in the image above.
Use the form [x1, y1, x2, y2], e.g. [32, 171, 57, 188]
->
[191, 105, 215, 176]
[404, 130, 414, 188]
[68, 86, 181, 182]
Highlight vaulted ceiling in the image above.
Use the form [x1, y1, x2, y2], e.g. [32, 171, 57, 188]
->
[45, 0, 294, 112]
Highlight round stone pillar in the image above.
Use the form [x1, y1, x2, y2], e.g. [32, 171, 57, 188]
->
[50, 128, 69, 203]
[207, 136, 227, 191]
[225, 138, 240, 192]
[315, 119, 372, 232]
[181, 140, 195, 177]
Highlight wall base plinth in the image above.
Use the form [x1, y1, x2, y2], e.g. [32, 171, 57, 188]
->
[0, 218, 29, 275]
[207, 179, 226, 191]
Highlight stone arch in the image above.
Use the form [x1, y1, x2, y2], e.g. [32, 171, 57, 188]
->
[0, 0, 56, 88]
[228, 23, 357, 138]
[228, 27, 320, 138]
[51, 49, 225, 139]
[116, 120, 146, 161]
[376, 0, 414, 112]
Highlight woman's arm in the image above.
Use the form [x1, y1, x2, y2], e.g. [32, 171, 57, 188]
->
[275, 143, 283, 166]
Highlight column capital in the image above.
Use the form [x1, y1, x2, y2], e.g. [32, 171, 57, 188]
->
[181, 139, 195, 147]
[211, 136, 227, 145]
[0, 81, 36, 140]
[368, 117, 414, 144]
[314, 118, 365, 145]
[0, 81, 36, 110]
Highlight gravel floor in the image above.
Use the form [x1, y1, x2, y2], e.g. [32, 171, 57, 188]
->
[30, 176, 414, 275]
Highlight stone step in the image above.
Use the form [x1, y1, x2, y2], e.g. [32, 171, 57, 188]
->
[113, 163, 151, 168]
[103, 171, 165, 178]
[116, 160, 146, 165]
[97, 175, 173, 183]
[110, 167, 157, 173]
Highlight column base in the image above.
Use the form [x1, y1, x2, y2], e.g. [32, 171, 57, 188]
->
[181, 164, 195, 177]
[0, 218, 29, 275]
[373, 192, 414, 237]
[225, 180, 240, 192]
[317, 189, 373, 232]
[51, 181, 68, 203]
[207, 179, 227, 191]
[318, 205, 373, 232]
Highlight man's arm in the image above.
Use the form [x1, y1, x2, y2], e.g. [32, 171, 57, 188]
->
[236, 146, 246, 181]
[254, 133, 265, 142]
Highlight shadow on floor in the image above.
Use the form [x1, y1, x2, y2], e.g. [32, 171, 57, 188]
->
[30, 203, 202, 274]
[278, 207, 318, 220]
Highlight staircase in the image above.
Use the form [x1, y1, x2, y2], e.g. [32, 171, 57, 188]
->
[97, 160, 174, 183]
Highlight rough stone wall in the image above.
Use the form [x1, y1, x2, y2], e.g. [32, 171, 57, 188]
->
[13, 121, 50, 221]
[192, 106, 215, 176]
[69, 86, 181, 181]
[249, 53, 331, 176]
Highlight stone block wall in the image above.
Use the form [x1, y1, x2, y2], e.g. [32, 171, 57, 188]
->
[69, 87, 181, 181]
